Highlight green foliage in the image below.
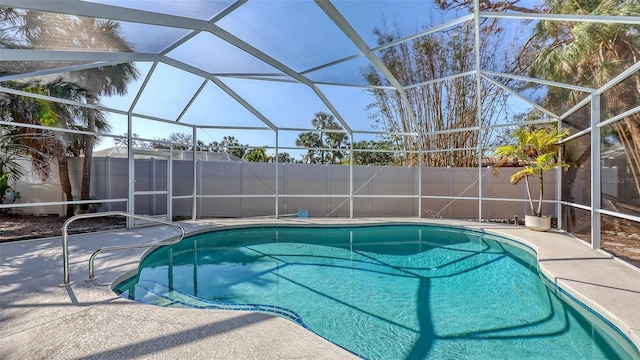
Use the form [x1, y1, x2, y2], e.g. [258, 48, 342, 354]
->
[0, 171, 18, 209]
[296, 112, 349, 164]
[276, 152, 295, 163]
[0, 128, 25, 183]
[0, 173, 9, 199]
[526, 0, 640, 106]
[295, 131, 322, 163]
[10, 10, 140, 202]
[524, 0, 640, 200]
[351, 140, 399, 166]
[209, 136, 248, 159]
[365, 20, 510, 166]
[493, 125, 570, 216]
[150, 133, 256, 160]
[0, 135, 20, 205]
[152, 132, 193, 150]
[0, 80, 86, 182]
[244, 148, 268, 162]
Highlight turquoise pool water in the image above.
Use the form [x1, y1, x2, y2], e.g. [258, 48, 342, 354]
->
[114, 225, 639, 360]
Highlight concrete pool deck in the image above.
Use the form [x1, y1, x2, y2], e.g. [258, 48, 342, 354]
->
[1, 218, 639, 359]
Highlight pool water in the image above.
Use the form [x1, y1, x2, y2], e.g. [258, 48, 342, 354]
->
[114, 225, 639, 360]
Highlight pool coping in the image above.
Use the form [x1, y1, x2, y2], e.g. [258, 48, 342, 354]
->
[1, 217, 639, 359]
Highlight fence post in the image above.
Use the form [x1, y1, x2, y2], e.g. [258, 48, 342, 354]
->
[447, 166, 452, 218]
[106, 157, 112, 211]
[486, 167, 491, 220]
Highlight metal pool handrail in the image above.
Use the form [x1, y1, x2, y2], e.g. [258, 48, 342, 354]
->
[61, 211, 185, 286]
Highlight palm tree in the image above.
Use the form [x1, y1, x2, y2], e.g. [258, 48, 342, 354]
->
[522, 0, 640, 197]
[0, 128, 24, 207]
[324, 121, 349, 165]
[295, 132, 322, 163]
[64, 109, 111, 157]
[275, 152, 294, 163]
[0, 128, 25, 183]
[19, 10, 140, 203]
[310, 112, 348, 164]
[0, 80, 88, 216]
[493, 126, 570, 218]
[311, 112, 334, 163]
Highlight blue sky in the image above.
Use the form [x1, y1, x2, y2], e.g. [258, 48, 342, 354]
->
[97, 62, 384, 155]
[92, 0, 536, 158]
[95, 0, 465, 154]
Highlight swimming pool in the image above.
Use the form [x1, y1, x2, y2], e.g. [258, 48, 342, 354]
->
[114, 225, 639, 359]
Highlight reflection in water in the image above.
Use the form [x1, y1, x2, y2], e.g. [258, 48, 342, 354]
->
[115, 225, 638, 360]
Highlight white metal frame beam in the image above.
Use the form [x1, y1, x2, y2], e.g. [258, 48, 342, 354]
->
[481, 74, 559, 119]
[176, 79, 209, 123]
[161, 56, 277, 130]
[1, 0, 211, 30]
[158, 1, 246, 56]
[590, 94, 601, 249]
[474, 0, 484, 221]
[404, 71, 476, 90]
[482, 70, 595, 93]
[0, 85, 103, 110]
[0, 61, 121, 82]
[560, 96, 592, 120]
[300, 14, 474, 76]
[218, 74, 396, 90]
[481, 11, 640, 25]
[207, 23, 352, 133]
[315, 0, 420, 136]
[596, 60, 640, 95]
[0, 49, 157, 63]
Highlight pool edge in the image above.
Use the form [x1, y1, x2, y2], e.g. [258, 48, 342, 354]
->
[112, 218, 640, 356]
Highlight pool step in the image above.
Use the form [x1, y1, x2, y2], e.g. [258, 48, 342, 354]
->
[127, 280, 307, 326]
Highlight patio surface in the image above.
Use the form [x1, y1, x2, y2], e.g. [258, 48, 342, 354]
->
[1, 218, 639, 359]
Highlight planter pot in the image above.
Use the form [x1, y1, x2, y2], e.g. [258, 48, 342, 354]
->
[525, 215, 551, 232]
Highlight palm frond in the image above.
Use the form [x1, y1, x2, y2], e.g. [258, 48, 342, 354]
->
[510, 168, 535, 184]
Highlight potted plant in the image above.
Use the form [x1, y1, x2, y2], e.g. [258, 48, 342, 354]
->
[493, 125, 570, 231]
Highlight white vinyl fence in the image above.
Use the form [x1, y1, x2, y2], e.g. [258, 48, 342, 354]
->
[10, 157, 557, 219]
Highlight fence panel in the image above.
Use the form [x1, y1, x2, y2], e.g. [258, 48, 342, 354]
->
[11, 158, 555, 219]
